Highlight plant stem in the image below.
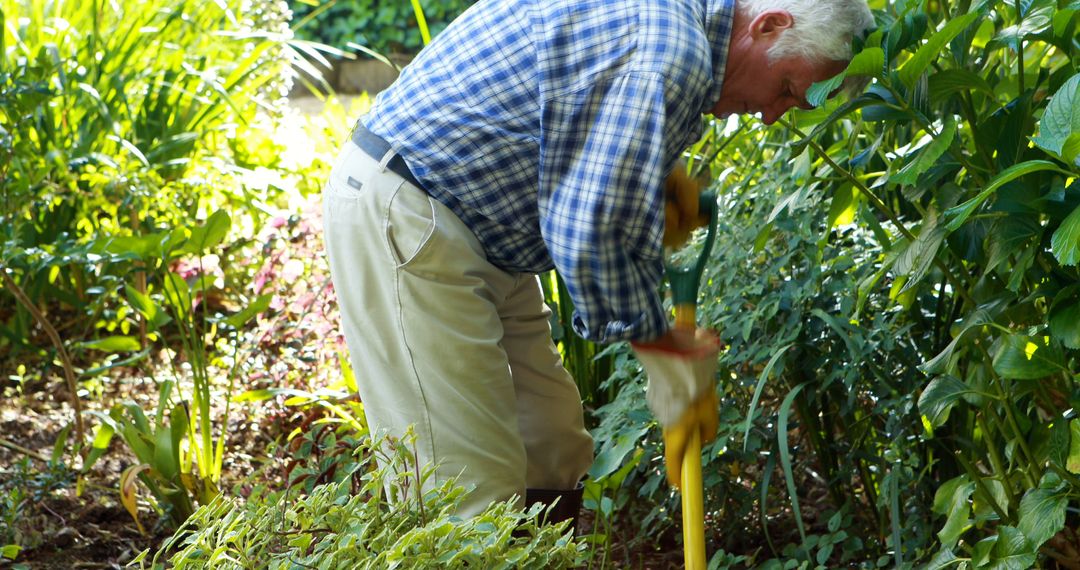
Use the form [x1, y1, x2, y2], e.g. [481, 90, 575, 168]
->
[0, 437, 51, 463]
[1015, 0, 1025, 95]
[0, 266, 86, 452]
[975, 414, 1017, 509]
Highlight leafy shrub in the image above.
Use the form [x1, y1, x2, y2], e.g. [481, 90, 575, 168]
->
[590, 1, 1080, 567]
[134, 432, 586, 569]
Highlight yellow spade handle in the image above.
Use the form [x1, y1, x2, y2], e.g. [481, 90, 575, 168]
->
[681, 429, 706, 569]
[673, 302, 707, 569]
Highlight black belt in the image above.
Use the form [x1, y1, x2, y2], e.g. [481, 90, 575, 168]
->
[351, 123, 425, 190]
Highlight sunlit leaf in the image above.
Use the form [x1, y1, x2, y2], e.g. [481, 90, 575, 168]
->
[827, 184, 859, 228]
[125, 284, 171, 329]
[180, 209, 231, 256]
[76, 335, 141, 353]
[1, 544, 21, 560]
[82, 415, 117, 473]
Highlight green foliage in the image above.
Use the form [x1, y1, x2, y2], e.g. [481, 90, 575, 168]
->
[588, 1, 1080, 566]
[289, 0, 476, 56]
[0, 0, 297, 362]
[133, 433, 586, 569]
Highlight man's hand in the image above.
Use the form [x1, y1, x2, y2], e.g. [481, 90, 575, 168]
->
[663, 165, 709, 249]
[631, 329, 720, 487]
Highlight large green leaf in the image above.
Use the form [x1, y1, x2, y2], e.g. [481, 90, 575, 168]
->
[1017, 487, 1067, 548]
[991, 334, 1065, 380]
[945, 160, 1071, 231]
[921, 306, 995, 375]
[588, 425, 648, 480]
[892, 118, 956, 186]
[918, 376, 971, 428]
[929, 68, 995, 102]
[983, 526, 1037, 570]
[1032, 72, 1080, 163]
[1049, 299, 1080, 349]
[924, 549, 958, 570]
[1050, 204, 1080, 266]
[991, 2, 1054, 50]
[932, 475, 974, 548]
[125, 284, 172, 330]
[827, 184, 859, 229]
[898, 12, 981, 88]
[895, 208, 945, 293]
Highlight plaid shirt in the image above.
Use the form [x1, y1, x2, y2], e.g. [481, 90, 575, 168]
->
[363, 0, 734, 343]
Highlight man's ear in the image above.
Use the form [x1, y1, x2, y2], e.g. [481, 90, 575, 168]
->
[748, 9, 794, 41]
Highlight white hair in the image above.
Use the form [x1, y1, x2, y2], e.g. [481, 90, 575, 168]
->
[738, 0, 876, 63]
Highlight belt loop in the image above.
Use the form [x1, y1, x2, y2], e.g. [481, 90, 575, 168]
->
[379, 148, 396, 171]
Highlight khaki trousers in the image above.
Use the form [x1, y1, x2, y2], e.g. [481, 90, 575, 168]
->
[321, 141, 594, 516]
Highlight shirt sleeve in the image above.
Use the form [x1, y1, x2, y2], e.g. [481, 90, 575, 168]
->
[538, 71, 693, 344]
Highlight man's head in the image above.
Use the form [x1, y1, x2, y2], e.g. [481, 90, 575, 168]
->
[712, 0, 875, 124]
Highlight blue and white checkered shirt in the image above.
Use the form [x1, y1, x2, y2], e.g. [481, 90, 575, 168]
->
[363, 0, 734, 343]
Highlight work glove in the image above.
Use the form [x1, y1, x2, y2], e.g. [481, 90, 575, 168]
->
[631, 329, 721, 487]
[662, 164, 709, 249]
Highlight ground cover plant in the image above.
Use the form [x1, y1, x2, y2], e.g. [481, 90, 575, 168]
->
[2, 0, 1080, 568]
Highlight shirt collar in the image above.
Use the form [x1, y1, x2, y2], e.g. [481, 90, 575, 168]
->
[702, 0, 736, 115]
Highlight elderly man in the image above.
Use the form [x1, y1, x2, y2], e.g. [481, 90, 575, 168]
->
[322, 0, 875, 527]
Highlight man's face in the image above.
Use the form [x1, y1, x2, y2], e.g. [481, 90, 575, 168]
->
[711, 9, 849, 125]
[711, 54, 848, 125]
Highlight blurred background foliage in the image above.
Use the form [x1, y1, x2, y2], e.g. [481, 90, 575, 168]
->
[2, 0, 1080, 568]
[289, 0, 476, 56]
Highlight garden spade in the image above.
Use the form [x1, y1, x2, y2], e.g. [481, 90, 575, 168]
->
[664, 189, 718, 570]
